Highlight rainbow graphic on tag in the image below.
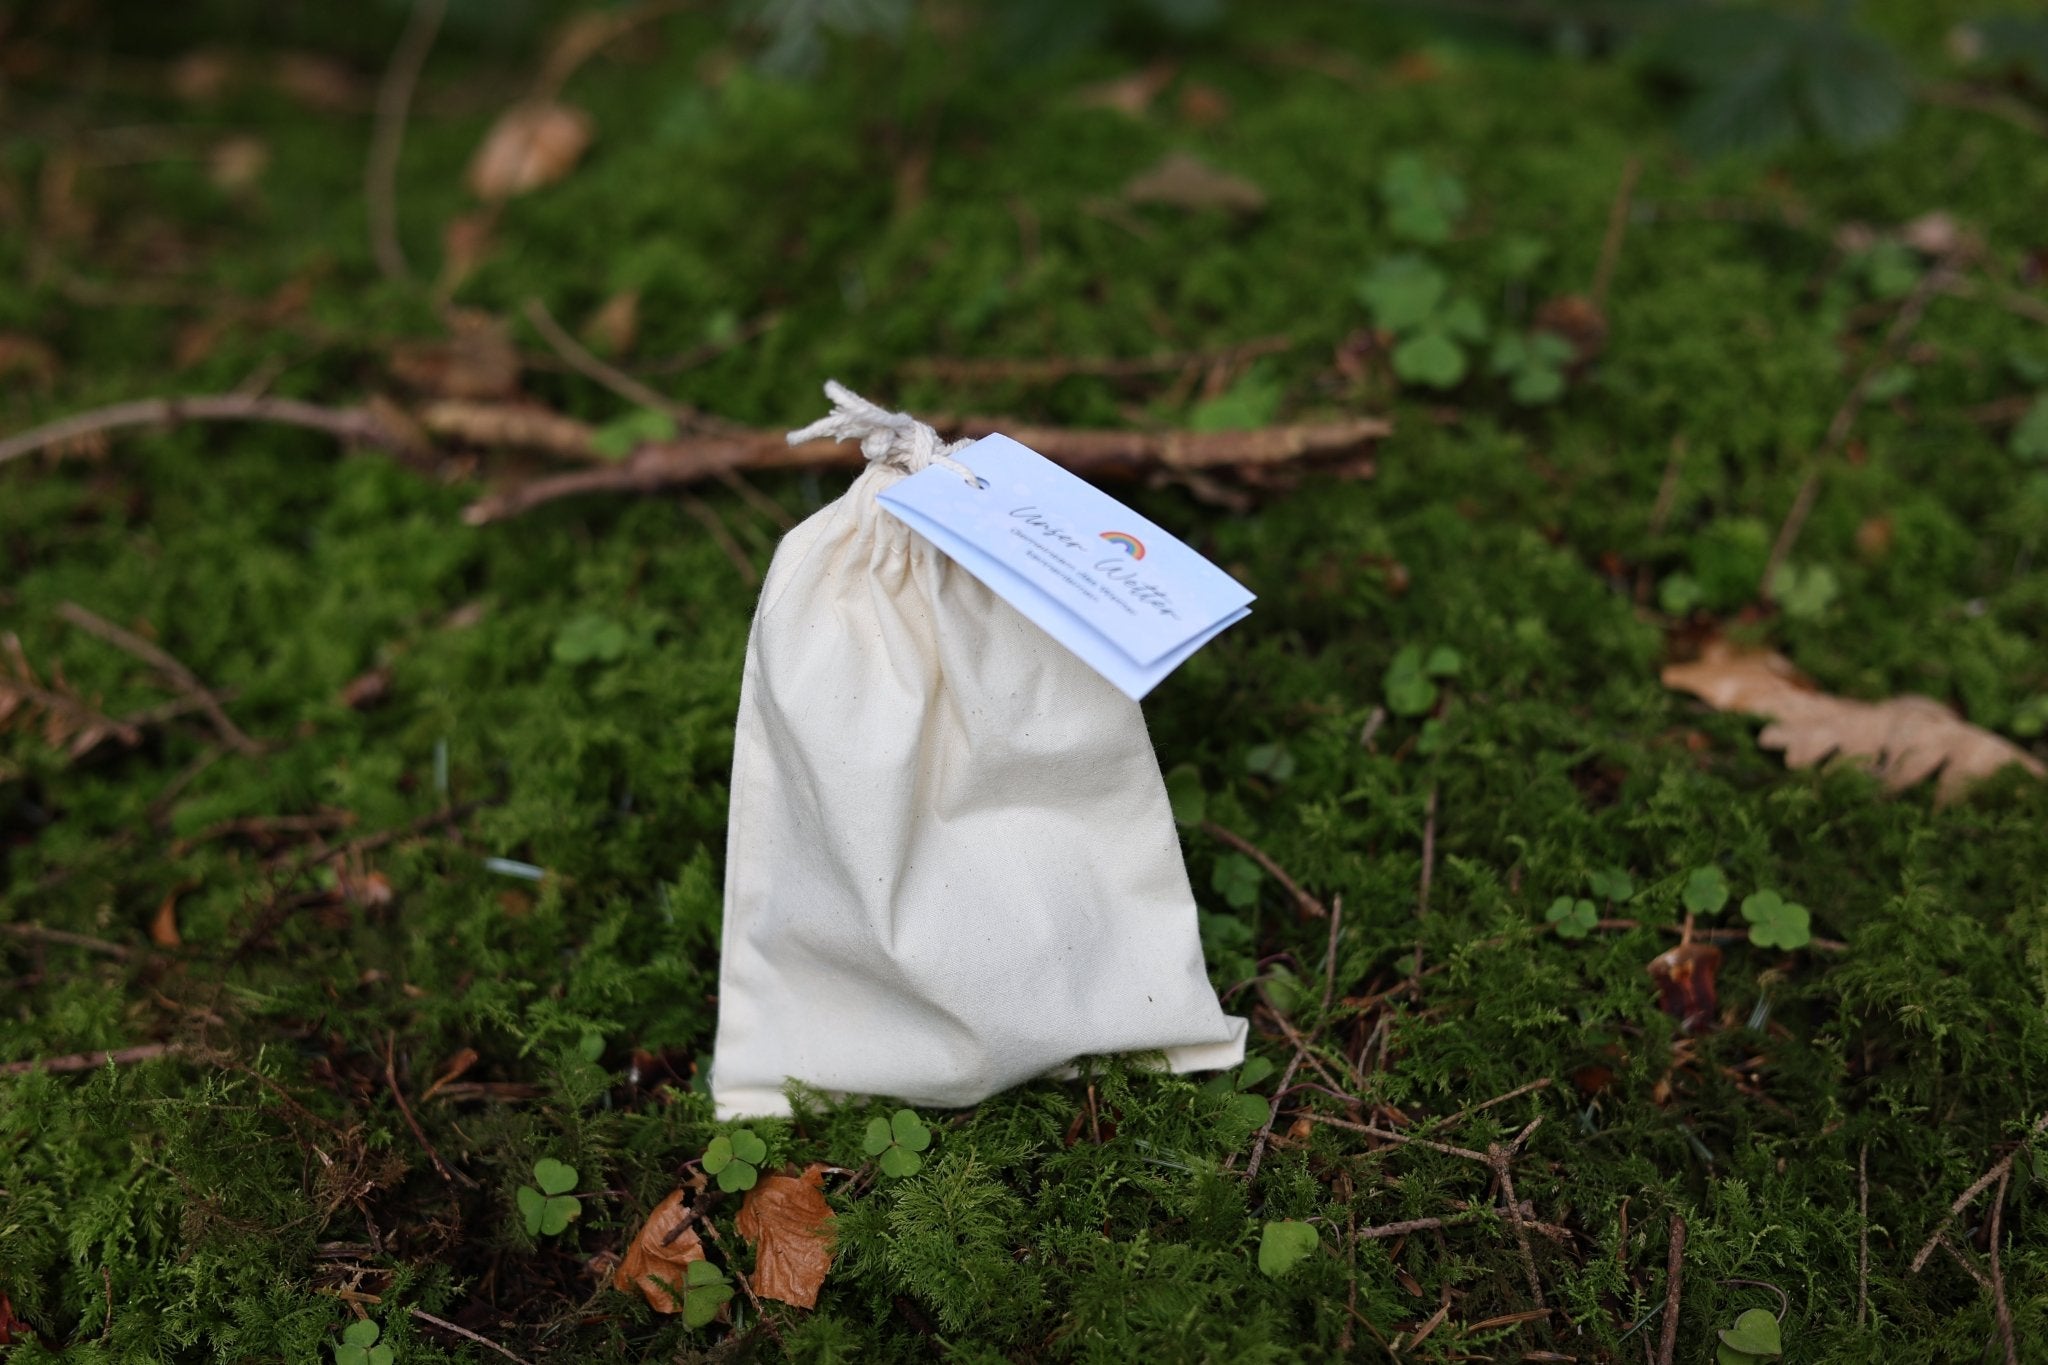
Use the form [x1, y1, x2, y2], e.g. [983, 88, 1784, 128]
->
[1099, 531, 1146, 560]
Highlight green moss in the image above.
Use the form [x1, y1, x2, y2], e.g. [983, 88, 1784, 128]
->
[4, 1, 2046, 1360]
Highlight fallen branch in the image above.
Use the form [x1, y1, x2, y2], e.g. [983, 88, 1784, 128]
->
[1989, 1171, 2017, 1365]
[57, 601, 261, 755]
[0, 921, 138, 960]
[409, 1307, 532, 1365]
[0, 394, 394, 469]
[1655, 1213, 1686, 1365]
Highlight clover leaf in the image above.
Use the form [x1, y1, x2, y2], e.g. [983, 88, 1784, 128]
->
[1587, 868, 1635, 903]
[1383, 643, 1458, 717]
[335, 1318, 393, 1365]
[1257, 1219, 1320, 1277]
[1358, 255, 1487, 390]
[1490, 330, 1575, 405]
[1212, 852, 1263, 910]
[1716, 1306, 1784, 1362]
[1378, 153, 1467, 244]
[1164, 763, 1207, 826]
[1203, 1055, 1277, 1123]
[1684, 866, 1731, 916]
[1769, 562, 1840, 619]
[517, 1158, 582, 1236]
[1741, 890, 1811, 950]
[1357, 255, 1448, 331]
[1546, 896, 1598, 940]
[681, 1257, 735, 1329]
[551, 613, 630, 665]
[1244, 741, 1297, 782]
[703, 1128, 768, 1192]
[590, 407, 678, 460]
[862, 1108, 933, 1178]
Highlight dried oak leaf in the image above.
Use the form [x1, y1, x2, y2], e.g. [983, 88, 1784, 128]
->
[735, 1164, 835, 1309]
[1663, 640, 2044, 805]
[468, 101, 593, 201]
[1123, 151, 1266, 215]
[614, 1189, 707, 1314]
[1647, 940, 1722, 1033]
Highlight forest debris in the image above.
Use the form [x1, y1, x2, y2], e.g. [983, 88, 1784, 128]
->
[57, 601, 259, 755]
[1663, 640, 2045, 804]
[735, 1164, 835, 1308]
[1123, 151, 1266, 214]
[614, 1190, 707, 1313]
[467, 101, 593, 200]
[0, 633, 141, 758]
[388, 312, 521, 400]
[150, 886, 187, 948]
[368, 0, 447, 282]
[0, 333, 60, 390]
[208, 135, 270, 191]
[1647, 941, 1721, 1032]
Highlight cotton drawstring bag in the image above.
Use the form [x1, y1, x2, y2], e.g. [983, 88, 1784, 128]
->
[710, 383, 1248, 1119]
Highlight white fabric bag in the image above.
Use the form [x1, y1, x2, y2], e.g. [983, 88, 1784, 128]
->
[711, 383, 1247, 1119]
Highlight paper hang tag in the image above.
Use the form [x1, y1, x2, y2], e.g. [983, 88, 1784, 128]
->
[876, 433, 1253, 699]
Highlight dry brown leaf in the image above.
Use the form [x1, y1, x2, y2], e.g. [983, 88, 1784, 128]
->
[1647, 940, 1721, 1033]
[614, 1190, 707, 1313]
[171, 48, 236, 102]
[1123, 151, 1266, 215]
[1177, 82, 1231, 127]
[338, 666, 393, 710]
[735, 1164, 835, 1309]
[1663, 640, 2045, 804]
[468, 101, 594, 201]
[208, 135, 270, 191]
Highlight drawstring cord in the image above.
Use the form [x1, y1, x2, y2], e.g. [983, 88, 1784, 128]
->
[787, 380, 979, 486]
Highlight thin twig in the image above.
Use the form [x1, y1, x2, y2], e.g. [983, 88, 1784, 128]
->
[901, 335, 1294, 386]
[1762, 259, 1959, 592]
[520, 296, 732, 434]
[699, 1219, 784, 1348]
[0, 394, 395, 468]
[0, 1042, 176, 1076]
[1201, 819, 1327, 918]
[368, 0, 447, 283]
[409, 1307, 532, 1365]
[0, 921, 136, 960]
[1989, 1169, 2017, 1365]
[1244, 1048, 1305, 1183]
[1491, 1120, 1547, 1309]
[57, 601, 260, 754]
[384, 1034, 474, 1187]
[1431, 1078, 1554, 1133]
[1416, 783, 1439, 919]
[1590, 155, 1642, 315]
[1297, 1112, 1487, 1164]
[1321, 893, 1344, 1017]
[1909, 1111, 2048, 1273]
[1655, 1214, 1685, 1365]
[1937, 1231, 1994, 1292]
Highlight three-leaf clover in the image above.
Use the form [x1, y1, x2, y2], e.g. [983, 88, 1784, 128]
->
[1769, 562, 1840, 619]
[1489, 331, 1576, 405]
[589, 407, 679, 460]
[1546, 897, 1598, 940]
[1741, 890, 1811, 950]
[551, 613, 630, 665]
[681, 1258, 734, 1329]
[862, 1108, 933, 1177]
[1378, 152, 1467, 244]
[1684, 866, 1731, 916]
[334, 1319, 393, 1365]
[1257, 1219, 1320, 1277]
[1716, 1306, 1784, 1364]
[1357, 255, 1487, 389]
[1164, 763, 1207, 826]
[1587, 868, 1635, 903]
[1384, 643, 1462, 717]
[703, 1129, 768, 1192]
[1212, 852, 1264, 910]
[517, 1158, 582, 1236]
[1203, 1054, 1277, 1123]
[1244, 741, 1297, 783]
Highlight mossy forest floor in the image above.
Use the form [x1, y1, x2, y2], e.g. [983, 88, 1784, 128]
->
[5, 2, 2048, 1361]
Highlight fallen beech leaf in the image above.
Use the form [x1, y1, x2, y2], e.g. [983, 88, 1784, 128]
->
[468, 101, 594, 201]
[1647, 940, 1722, 1033]
[1123, 151, 1266, 215]
[1664, 640, 2045, 804]
[735, 1164, 835, 1309]
[614, 1190, 707, 1314]
[338, 666, 393, 710]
